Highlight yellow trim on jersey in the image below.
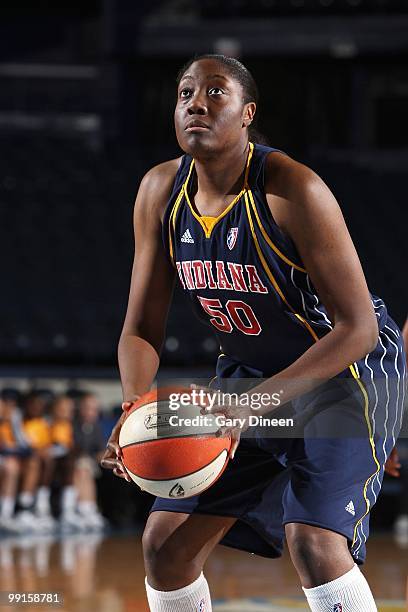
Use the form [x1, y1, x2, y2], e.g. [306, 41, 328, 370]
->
[245, 192, 318, 340]
[168, 160, 195, 262]
[184, 187, 243, 238]
[200, 215, 218, 234]
[183, 142, 255, 239]
[168, 189, 184, 262]
[243, 141, 254, 188]
[349, 364, 381, 547]
[248, 189, 307, 273]
[245, 193, 380, 538]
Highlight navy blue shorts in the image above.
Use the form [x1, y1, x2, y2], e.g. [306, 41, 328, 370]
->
[152, 322, 406, 563]
[0, 448, 32, 458]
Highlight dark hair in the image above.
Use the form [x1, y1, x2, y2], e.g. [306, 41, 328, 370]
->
[176, 54, 269, 145]
[1, 388, 21, 404]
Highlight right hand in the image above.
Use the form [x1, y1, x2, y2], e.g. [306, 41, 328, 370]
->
[100, 400, 137, 482]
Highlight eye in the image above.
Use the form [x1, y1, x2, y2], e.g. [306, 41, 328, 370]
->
[209, 87, 224, 96]
[179, 88, 193, 99]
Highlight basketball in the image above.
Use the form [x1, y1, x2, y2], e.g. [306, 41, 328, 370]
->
[118, 387, 231, 499]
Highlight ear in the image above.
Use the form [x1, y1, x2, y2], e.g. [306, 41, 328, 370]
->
[242, 102, 256, 128]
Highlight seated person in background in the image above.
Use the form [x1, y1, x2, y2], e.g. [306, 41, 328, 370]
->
[49, 394, 83, 531]
[73, 392, 106, 530]
[49, 395, 75, 458]
[19, 389, 55, 530]
[0, 389, 34, 533]
[0, 389, 27, 531]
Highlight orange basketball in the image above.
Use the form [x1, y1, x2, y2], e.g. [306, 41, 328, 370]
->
[119, 386, 231, 499]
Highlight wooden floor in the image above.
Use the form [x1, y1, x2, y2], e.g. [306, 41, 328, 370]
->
[0, 532, 406, 611]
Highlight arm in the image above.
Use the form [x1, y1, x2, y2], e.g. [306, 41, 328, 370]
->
[118, 160, 179, 400]
[402, 316, 408, 363]
[383, 316, 408, 477]
[249, 155, 378, 408]
[101, 159, 179, 479]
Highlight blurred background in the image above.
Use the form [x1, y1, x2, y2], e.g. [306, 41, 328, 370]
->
[0, 1, 407, 609]
[0, 0, 407, 372]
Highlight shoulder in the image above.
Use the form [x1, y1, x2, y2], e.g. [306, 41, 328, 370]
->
[139, 158, 182, 204]
[263, 151, 340, 237]
[140, 158, 182, 197]
[264, 151, 329, 204]
[136, 157, 183, 221]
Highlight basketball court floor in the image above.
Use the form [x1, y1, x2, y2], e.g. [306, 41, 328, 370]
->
[0, 531, 406, 611]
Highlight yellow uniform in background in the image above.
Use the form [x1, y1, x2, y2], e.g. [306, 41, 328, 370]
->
[23, 418, 51, 450]
[50, 420, 73, 450]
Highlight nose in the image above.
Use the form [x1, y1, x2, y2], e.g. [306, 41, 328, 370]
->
[187, 91, 207, 115]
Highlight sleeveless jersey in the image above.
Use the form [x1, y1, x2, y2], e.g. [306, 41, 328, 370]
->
[22, 417, 51, 450]
[163, 142, 388, 377]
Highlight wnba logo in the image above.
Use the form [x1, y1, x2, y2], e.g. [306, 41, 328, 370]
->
[333, 604, 343, 612]
[197, 598, 205, 611]
[227, 227, 238, 250]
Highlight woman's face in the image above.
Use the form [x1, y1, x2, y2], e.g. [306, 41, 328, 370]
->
[174, 59, 255, 157]
[53, 397, 74, 420]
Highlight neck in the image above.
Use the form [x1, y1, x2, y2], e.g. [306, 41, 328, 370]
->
[193, 140, 250, 200]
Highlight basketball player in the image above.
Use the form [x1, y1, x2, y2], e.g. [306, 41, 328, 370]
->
[101, 55, 407, 611]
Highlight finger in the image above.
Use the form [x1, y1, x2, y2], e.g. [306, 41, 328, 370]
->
[113, 466, 131, 482]
[200, 405, 222, 415]
[122, 469, 131, 482]
[385, 465, 400, 477]
[112, 460, 130, 479]
[229, 437, 240, 460]
[101, 456, 126, 473]
[391, 448, 399, 461]
[190, 384, 211, 392]
[101, 457, 120, 470]
[229, 431, 241, 460]
[202, 405, 227, 415]
[215, 427, 227, 437]
[106, 441, 122, 459]
[107, 440, 120, 453]
[190, 386, 219, 410]
[122, 399, 139, 412]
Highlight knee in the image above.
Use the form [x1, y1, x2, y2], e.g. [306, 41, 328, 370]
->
[25, 454, 40, 469]
[142, 523, 201, 588]
[3, 456, 20, 477]
[288, 531, 325, 569]
[75, 457, 94, 480]
[286, 523, 348, 571]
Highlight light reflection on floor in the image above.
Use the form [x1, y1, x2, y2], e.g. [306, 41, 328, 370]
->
[213, 599, 406, 611]
[0, 532, 406, 611]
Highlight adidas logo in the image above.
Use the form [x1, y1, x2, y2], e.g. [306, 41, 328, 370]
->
[345, 500, 355, 516]
[181, 229, 194, 243]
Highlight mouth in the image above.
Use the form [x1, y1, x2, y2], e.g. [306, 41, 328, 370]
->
[185, 120, 210, 132]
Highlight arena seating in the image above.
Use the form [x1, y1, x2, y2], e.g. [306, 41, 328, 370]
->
[0, 135, 405, 368]
[198, 0, 408, 17]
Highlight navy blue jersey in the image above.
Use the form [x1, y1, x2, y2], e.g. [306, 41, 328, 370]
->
[157, 142, 407, 562]
[163, 142, 388, 377]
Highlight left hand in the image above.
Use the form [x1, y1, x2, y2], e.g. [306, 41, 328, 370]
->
[197, 389, 251, 460]
[384, 447, 401, 478]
